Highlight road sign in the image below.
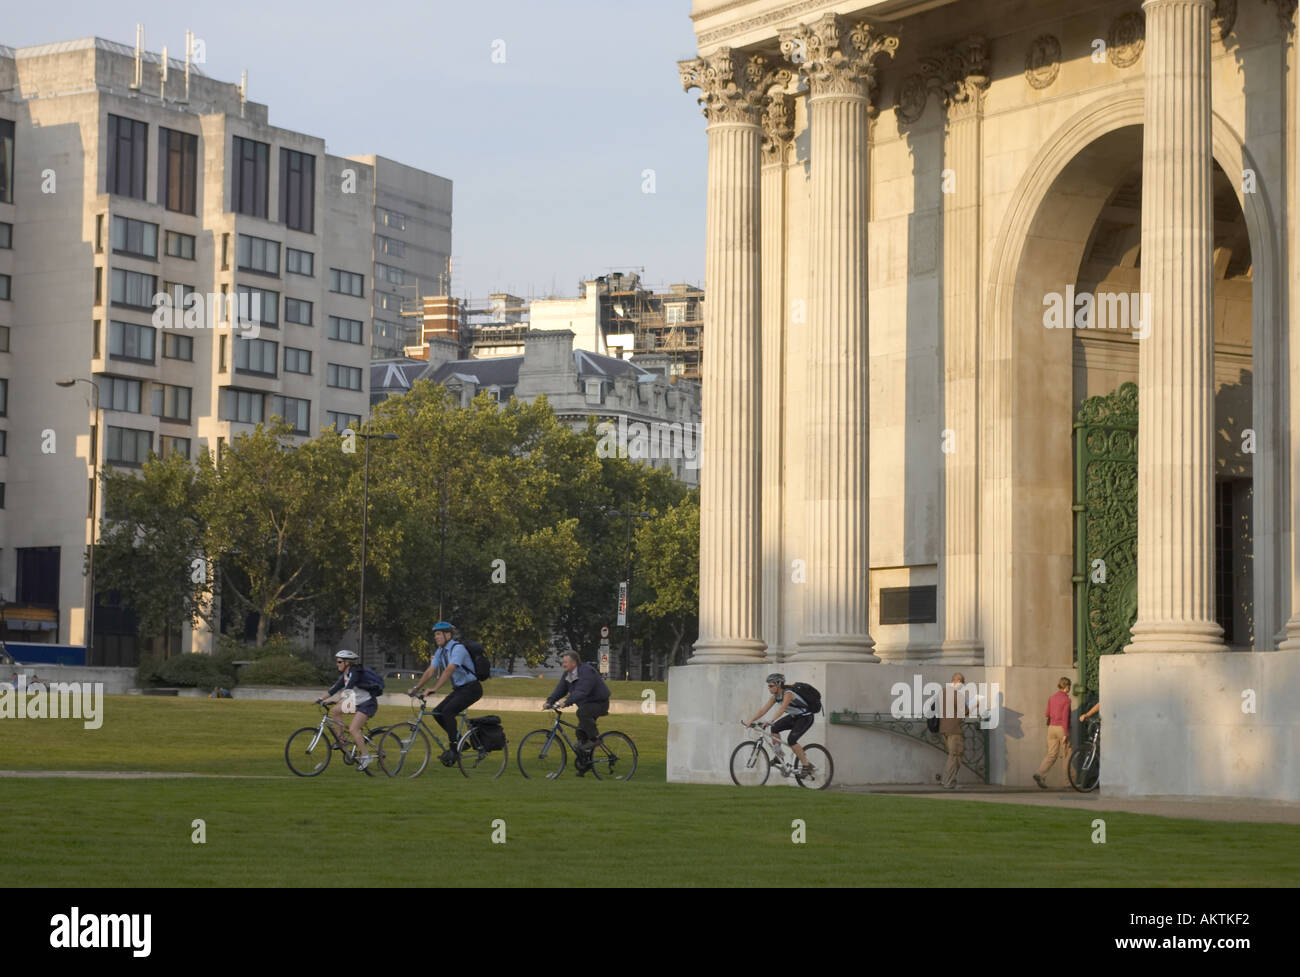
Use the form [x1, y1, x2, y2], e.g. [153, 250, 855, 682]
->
[600, 625, 610, 638]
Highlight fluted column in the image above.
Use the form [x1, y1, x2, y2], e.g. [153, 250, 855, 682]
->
[780, 14, 898, 662]
[1280, 0, 1300, 650]
[934, 39, 989, 664]
[1125, 0, 1225, 653]
[680, 49, 771, 664]
[761, 88, 794, 662]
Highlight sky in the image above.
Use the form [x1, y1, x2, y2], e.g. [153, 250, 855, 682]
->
[5, 0, 707, 302]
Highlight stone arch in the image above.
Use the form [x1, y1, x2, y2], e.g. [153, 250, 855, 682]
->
[979, 91, 1283, 666]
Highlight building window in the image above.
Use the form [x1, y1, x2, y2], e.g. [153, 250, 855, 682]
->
[234, 336, 278, 376]
[237, 234, 280, 276]
[585, 380, 602, 405]
[162, 332, 194, 361]
[0, 482, 5, 508]
[151, 383, 192, 423]
[108, 320, 156, 363]
[231, 136, 269, 218]
[879, 586, 938, 625]
[110, 215, 159, 259]
[378, 208, 405, 231]
[284, 346, 312, 374]
[221, 388, 265, 423]
[221, 233, 230, 271]
[0, 428, 6, 456]
[666, 304, 686, 324]
[159, 435, 191, 459]
[284, 297, 313, 325]
[377, 292, 403, 312]
[286, 247, 314, 277]
[378, 235, 405, 258]
[164, 230, 196, 260]
[159, 127, 199, 215]
[0, 325, 9, 352]
[377, 262, 405, 286]
[327, 315, 363, 344]
[327, 363, 362, 390]
[0, 377, 6, 415]
[106, 425, 152, 467]
[236, 285, 279, 327]
[326, 410, 361, 432]
[329, 268, 364, 297]
[107, 114, 148, 200]
[279, 148, 315, 233]
[16, 547, 60, 606]
[0, 118, 13, 204]
[0, 274, 9, 301]
[110, 268, 158, 310]
[218, 334, 227, 372]
[270, 395, 311, 434]
[103, 376, 142, 413]
[0, 221, 11, 249]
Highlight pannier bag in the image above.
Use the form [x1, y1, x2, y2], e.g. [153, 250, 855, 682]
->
[469, 715, 506, 752]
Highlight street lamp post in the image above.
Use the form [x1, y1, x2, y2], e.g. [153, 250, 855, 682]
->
[56, 378, 101, 657]
[607, 508, 653, 680]
[347, 428, 398, 668]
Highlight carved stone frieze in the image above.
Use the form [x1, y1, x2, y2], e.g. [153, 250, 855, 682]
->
[1108, 11, 1145, 68]
[1024, 34, 1061, 89]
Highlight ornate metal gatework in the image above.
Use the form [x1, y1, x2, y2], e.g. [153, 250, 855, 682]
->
[828, 711, 989, 782]
[1073, 382, 1139, 698]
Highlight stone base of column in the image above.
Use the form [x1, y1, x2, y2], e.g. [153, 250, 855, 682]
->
[787, 635, 881, 663]
[1277, 617, 1300, 650]
[1125, 620, 1225, 654]
[937, 639, 985, 665]
[763, 646, 788, 663]
[689, 638, 768, 664]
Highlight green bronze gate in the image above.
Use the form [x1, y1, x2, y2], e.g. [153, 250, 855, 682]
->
[1072, 382, 1139, 698]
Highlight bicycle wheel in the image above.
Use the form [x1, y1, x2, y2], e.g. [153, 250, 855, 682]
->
[729, 740, 771, 786]
[795, 744, 834, 790]
[517, 729, 566, 780]
[589, 731, 637, 782]
[1069, 741, 1100, 792]
[457, 728, 508, 779]
[379, 723, 432, 778]
[285, 726, 333, 777]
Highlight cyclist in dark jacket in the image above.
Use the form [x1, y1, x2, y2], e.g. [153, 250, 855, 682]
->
[544, 651, 611, 767]
[315, 650, 382, 771]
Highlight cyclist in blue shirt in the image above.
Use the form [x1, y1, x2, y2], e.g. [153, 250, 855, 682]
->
[409, 621, 483, 765]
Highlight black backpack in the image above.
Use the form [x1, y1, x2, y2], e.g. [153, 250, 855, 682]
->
[468, 715, 506, 751]
[355, 667, 385, 697]
[461, 641, 491, 681]
[789, 682, 822, 714]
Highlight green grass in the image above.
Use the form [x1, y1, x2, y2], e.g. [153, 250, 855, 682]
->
[2, 697, 1297, 886]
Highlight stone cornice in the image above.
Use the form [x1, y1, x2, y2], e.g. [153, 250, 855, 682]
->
[680, 47, 789, 124]
[696, 0, 842, 47]
[778, 12, 900, 100]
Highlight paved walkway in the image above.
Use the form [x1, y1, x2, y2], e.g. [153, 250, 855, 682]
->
[839, 783, 1300, 824]
[0, 770, 280, 780]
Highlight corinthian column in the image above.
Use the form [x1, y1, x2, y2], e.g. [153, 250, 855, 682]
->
[932, 38, 989, 664]
[1125, 0, 1225, 653]
[761, 85, 794, 661]
[680, 49, 771, 664]
[780, 14, 899, 662]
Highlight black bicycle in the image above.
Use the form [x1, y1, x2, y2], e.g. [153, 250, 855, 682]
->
[516, 706, 637, 781]
[1068, 718, 1100, 792]
[375, 692, 508, 779]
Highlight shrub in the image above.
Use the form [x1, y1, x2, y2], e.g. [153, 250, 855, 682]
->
[154, 653, 237, 688]
[135, 651, 165, 687]
[236, 654, 329, 687]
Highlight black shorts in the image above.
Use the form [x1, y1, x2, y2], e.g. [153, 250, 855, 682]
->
[771, 713, 813, 744]
[357, 699, 378, 719]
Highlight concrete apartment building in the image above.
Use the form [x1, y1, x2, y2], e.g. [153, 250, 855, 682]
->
[346, 155, 452, 359]
[0, 37, 447, 662]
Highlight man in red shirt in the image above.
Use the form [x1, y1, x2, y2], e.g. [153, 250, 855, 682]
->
[1033, 677, 1073, 788]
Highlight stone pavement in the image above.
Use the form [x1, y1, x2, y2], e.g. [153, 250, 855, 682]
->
[839, 783, 1300, 824]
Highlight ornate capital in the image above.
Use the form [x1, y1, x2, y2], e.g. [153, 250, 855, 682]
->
[761, 92, 795, 163]
[779, 13, 900, 100]
[923, 35, 990, 121]
[679, 48, 785, 125]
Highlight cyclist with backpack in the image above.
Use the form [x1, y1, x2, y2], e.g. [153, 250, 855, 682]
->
[410, 621, 484, 766]
[743, 673, 821, 774]
[315, 649, 384, 772]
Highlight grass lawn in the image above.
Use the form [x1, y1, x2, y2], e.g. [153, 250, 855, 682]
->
[2, 697, 1296, 887]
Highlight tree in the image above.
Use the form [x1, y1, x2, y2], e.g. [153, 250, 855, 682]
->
[633, 492, 700, 676]
[95, 450, 211, 649]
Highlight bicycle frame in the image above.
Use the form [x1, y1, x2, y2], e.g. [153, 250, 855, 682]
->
[533, 712, 584, 761]
[384, 695, 470, 759]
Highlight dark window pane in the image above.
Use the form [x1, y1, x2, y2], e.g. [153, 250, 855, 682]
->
[231, 136, 269, 218]
[0, 118, 13, 205]
[879, 586, 937, 625]
[107, 114, 148, 200]
[280, 148, 315, 232]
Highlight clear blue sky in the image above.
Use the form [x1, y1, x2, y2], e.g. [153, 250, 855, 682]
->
[5, 0, 706, 301]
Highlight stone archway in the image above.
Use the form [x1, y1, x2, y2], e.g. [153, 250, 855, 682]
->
[981, 93, 1281, 668]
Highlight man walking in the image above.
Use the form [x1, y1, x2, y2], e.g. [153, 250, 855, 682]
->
[939, 672, 969, 790]
[1033, 677, 1073, 788]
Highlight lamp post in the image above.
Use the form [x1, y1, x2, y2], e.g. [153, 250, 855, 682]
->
[346, 428, 398, 668]
[56, 377, 101, 657]
[606, 508, 653, 680]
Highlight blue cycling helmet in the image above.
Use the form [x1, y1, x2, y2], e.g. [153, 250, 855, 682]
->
[432, 621, 455, 634]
